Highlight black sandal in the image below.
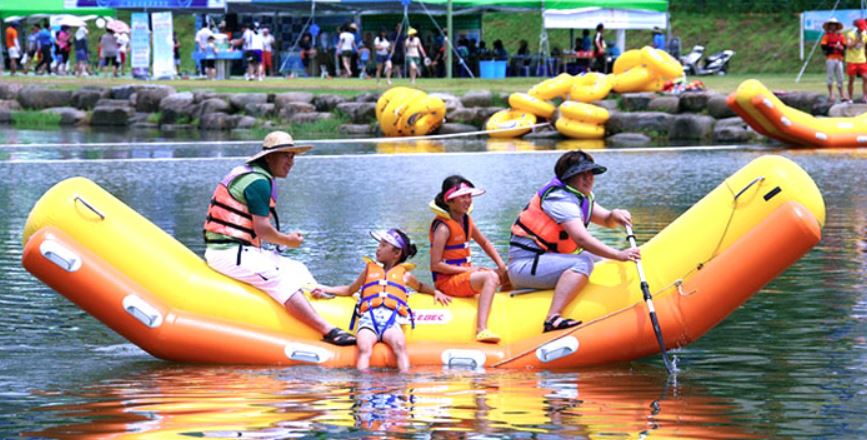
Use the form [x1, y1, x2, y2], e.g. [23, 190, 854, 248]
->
[543, 314, 582, 333]
[323, 328, 357, 346]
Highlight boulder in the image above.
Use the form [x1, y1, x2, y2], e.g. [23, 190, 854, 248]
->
[0, 82, 22, 100]
[705, 94, 736, 119]
[430, 92, 463, 110]
[713, 124, 754, 144]
[274, 92, 315, 109]
[229, 93, 268, 112]
[313, 94, 348, 112]
[606, 132, 652, 148]
[621, 93, 657, 112]
[438, 123, 478, 134]
[669, 114, 715, 140]
[110, 85, 138, 100]
[244, 103, 275, 118]
[354, 92, 380, 103]
[236, 116, 258, 129]
[678, 91, 711, 113]
[336, 102, 377, 123]
[828, 102, 867, 117]
[446, 107, 482, 125]
[72, 87, 109, 110]
[197, 98, 231, 118]
[91, 105, 135, 126]
[288, 112, 334, 124]
[461, 90, 494, 107]
[0, 108, 12, 124]
[647, 96, 680, 114]
[606, 111, 674, 135]
[523, 127, 562, 140]
[811, 99, 833, 116]
[42, 107, 87, 125]
[339, 123, 375, 135]
[193, 90, 220, 103]
[128, 112, 151, 124]
[0, 99, 21, 111]
[135, 85, 176, 113]
[715, 117, 749, 130]
[593, 99, 619, 112]
[17, 86, 73, 109]
[200, 112, 234, 130]
[777, 91, 825, 113]
[95, 98, 133, 108]
[159, 92, 195, 124]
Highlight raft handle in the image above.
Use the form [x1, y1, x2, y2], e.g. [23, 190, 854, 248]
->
[122, 295, 163, 328]
[284, 343, 333, 364]
[287, 350, 321, 364]
[734, 176, 765, 201]
[39, 238, 82, 272]
[441, 349, 486, 369]
[74, 195, 105, 220]
[536, 336, 579, 363]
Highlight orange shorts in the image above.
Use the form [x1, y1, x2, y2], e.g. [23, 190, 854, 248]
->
[435, 272, 476, 297]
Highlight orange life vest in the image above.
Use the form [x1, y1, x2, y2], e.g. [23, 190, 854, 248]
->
[203, 164, 279, 248]
[351, 257, 415, 331]
[510, 177, 593, 254]
[428, 202, 474, 281]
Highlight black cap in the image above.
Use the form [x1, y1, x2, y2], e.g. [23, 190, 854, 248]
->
[560, 156, 607, 181]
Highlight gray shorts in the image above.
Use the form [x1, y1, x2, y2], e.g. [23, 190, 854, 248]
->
[507, 251, 599, 290]
[826, 59, 844, 86]
[356, 305, 405, 340]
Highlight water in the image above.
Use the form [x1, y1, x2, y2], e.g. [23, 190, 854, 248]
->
[0, 139, 864, 438]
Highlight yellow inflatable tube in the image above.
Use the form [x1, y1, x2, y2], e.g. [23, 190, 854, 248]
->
[529, 73, 574, 100]
[555, 118, 605, 139]
[485, 109, 538, 138]
[570, 72, 614, 103]
[376, 87, 445, 137]
[559, 101, 609, 124]
[508, 93, 556, 119]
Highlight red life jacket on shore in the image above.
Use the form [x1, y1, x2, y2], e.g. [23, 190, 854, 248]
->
[203, 164, 279, 248]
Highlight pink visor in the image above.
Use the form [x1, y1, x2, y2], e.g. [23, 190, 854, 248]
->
[444, 183, 486, 201]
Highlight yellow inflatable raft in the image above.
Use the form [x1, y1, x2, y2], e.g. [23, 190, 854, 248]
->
[376, 87, 446, 137]
[22, 155, 823, 369]
[485, 109, 538, 139]
[728, 79, 867, 148]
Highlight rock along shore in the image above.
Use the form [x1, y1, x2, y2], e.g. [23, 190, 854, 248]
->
[0, 81, 847, 146]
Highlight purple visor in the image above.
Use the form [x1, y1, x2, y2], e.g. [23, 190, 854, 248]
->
[370, 229, 411, 256]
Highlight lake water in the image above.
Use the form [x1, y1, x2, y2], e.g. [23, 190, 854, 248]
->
[0, 135, 864, 438]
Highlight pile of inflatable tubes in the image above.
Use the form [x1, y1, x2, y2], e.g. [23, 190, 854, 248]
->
[728, 79, 867, 148]
[488, 46, 683, 140]
[376, 87, 447, 137]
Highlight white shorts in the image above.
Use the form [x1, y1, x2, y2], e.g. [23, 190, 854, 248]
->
[8, 47, 19, 59]
[205, 245, 317, 305]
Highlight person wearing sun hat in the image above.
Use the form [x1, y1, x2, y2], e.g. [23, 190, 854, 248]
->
[404, 27, 428, 84]
[821, 18, 847, 102]
[845, 18, 867, 103]
[203, 131, 356, 347]
[508, 150, 641, 333]
[429, 175, 508, 344]
[319, 228, 450, 371]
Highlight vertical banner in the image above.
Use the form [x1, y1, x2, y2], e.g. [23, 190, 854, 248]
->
[151, 11, 175, 79]
[130, 13, 150, 79]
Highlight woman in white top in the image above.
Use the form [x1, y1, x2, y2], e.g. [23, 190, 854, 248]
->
[338, 23, 358, 78]
[404, 27, 427, 84]
[374, 29, 391, 84]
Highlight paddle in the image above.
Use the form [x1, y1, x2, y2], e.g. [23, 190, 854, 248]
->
[625, 225, 675, 374]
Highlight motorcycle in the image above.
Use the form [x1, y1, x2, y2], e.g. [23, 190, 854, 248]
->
[680, 45, 735, 76]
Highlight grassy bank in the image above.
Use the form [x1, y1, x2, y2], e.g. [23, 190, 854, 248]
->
[11, 110, 61, 129]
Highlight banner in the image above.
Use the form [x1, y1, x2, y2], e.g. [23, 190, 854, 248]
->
[802, 9, 864, 42]
[77, 0, 225, 8]
[130, 13, 150, 78]
[151, 11, 175, 79]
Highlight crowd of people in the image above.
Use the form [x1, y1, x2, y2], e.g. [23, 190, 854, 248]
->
[820, 17, 867, 103]
[1, 20, 155, 78]
[204, 130, 641, 372]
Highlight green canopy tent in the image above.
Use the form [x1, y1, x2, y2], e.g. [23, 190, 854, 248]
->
[0, 0, 115, 20]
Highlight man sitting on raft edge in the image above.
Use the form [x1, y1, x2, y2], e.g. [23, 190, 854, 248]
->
[202, 130, 357, 346]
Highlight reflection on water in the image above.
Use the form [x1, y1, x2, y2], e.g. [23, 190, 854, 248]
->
[0, 143, 865, 438]
[22, 365, 756, 439]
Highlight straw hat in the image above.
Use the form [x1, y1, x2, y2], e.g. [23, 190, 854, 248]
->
[823, 18, 843, 31]
[246, 131, 312, 163]
[408, 27, 418, 36]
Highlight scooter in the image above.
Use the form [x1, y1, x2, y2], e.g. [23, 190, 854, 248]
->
[680, 45, 735, 75]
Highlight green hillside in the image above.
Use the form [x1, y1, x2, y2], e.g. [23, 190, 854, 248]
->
[483, 11, 826, 75]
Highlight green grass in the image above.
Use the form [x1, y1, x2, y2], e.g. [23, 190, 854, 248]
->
[11, 110, 61, 129]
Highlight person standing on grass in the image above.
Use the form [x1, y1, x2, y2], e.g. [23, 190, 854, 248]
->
[262, 27, 275, 77]
[404, 28, 427, 85]
[845, 19, 867, 103]
[100, 29, 119, 77]
[592, 23, 607, 73]
[338, 23, 358, 78]
[74, 27, 89, 77]
[5, 22, 20, 76]
[821, 18, 847, 102]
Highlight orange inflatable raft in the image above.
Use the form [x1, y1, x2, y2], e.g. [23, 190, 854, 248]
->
[21, 155, 824, 369]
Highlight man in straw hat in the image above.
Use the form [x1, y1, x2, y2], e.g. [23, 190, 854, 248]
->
[203, 131, 356, 346]
[821, 17, 847, 102]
